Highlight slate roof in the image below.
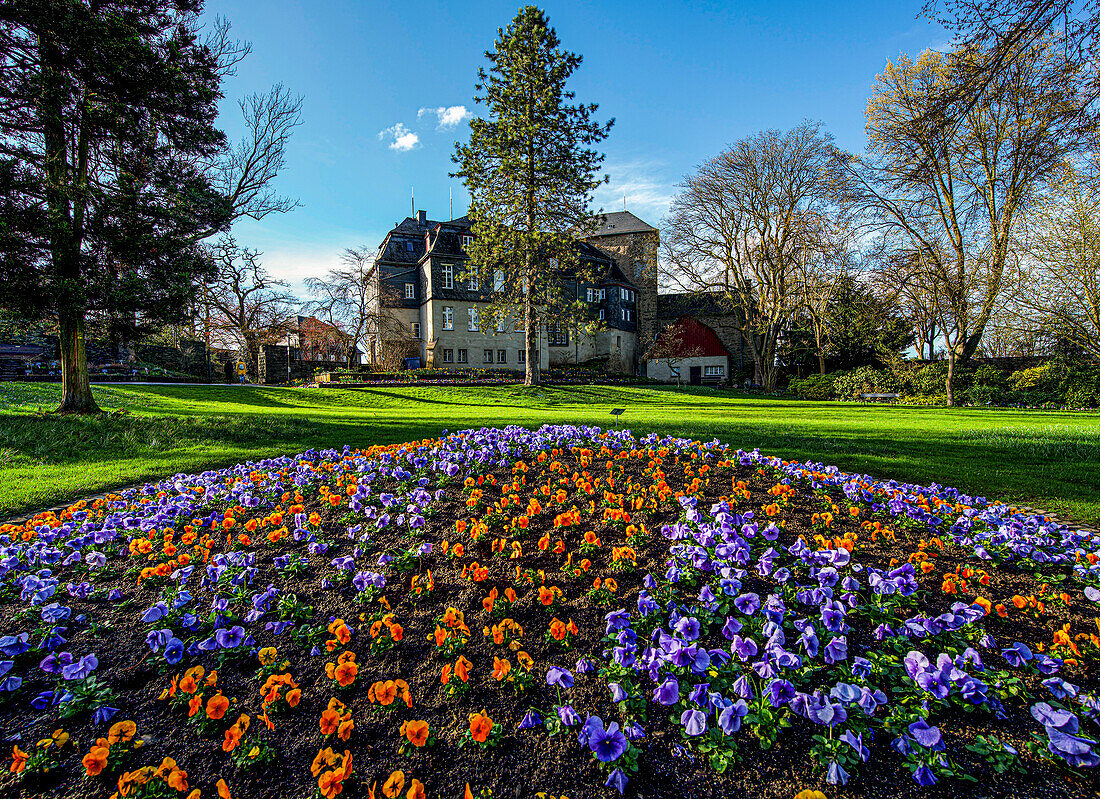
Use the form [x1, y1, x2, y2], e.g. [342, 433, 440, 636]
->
[585, 211, 657, 237]
[656, 292, 735, 319]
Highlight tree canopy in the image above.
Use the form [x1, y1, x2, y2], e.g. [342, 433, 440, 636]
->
[452, 5, 612, 386]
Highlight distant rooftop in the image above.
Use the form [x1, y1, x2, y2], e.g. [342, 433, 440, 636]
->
[586, 211, 657, 237]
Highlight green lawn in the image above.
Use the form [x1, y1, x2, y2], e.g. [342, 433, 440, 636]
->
[1, 380, 1098, 526]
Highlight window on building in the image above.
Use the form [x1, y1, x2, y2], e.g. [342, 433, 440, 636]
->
[497, 349, 507, 364]
[442, 348, 454, 363]
[548, 325, 569, 346]
[411, 322, 421, 339]
[442, 306, 454, 330]
[586, 287, 594, 302]
[496, 317, 505, 333]
[457, 348, 468, 364]
[461, 234, 474, 248]
[483, 348, 493, 364]
[405, 283, 415, 299]
[442, 264, 453, 289]
[599, 288, 606, 300]
[621, 308, 632, 322]
[598, 309, 605, 321]
[468, 272, 479, 291]
[517, 348, 525, 364]
[669, 365, 681, 378]
[494, 269, 504, 292]
[620, 287, 627, 301]
[467, 307, 479, 331]
[704, 365, 725, 377]
[405, 241, 413, 252]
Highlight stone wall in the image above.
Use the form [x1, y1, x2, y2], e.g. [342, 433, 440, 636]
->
[258, 345, 345, 384]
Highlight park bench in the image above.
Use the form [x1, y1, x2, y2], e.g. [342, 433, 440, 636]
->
[860, 393, 900, 402]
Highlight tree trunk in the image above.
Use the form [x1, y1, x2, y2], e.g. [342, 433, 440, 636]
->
[524, 267, 539, 387]
[40, 29, 98, 414]
[817, 353, 826, 375]
[945, 348, 956, 406]
[56, 307, 100, 414]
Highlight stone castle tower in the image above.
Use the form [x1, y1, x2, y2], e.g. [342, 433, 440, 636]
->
[581, 211, 660, 350]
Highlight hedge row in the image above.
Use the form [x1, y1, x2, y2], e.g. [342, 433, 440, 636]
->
[787, 359, 1100, 408]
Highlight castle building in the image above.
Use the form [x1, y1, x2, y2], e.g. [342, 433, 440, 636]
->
[365, 210, 659, 373]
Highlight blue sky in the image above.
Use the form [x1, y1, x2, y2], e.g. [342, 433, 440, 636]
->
[208, 1, 948, 290]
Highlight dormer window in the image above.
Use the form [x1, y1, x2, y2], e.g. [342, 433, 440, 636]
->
[461, 234, 474, 248]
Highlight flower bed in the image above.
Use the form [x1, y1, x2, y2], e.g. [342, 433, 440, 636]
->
[1, 425, 1098, 799]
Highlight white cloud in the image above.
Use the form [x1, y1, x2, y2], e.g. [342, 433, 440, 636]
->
[418, 105, 471, 128]
[592, 158, 678, 225]
[378, 122, 419, 151]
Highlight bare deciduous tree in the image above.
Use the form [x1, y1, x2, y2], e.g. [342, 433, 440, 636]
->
[305, 246, 404, 370]
[853, 41, 1089, 403]
[199, 236, 298, 379]
[663, 121, 849, 390]
[873, 249, 944, 361]
[924, 0, 1100, 120]
[1020, 159, 1100, 357]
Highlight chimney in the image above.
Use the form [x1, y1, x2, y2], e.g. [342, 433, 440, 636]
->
[416, 209, 426, 226]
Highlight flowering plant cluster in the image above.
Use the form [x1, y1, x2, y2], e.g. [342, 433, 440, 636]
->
[0, 424, 1097, 799]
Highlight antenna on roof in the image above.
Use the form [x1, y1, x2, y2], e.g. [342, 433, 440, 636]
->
[450, 186, 453, 220]
[623, 191, 627, 211]
[411, 187, 415, 218]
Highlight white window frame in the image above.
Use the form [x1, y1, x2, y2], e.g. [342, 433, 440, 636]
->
[599, 309, 605, 320]
[411, 322, 421, 339]
[704, 365, 725, 377]
[586, 287, 594, 302]
[494, 269, 504, 292]
[517, 348, 525, 364]
[442, 306, 454, 330]
[405, 283, 415, 299]
[483, 348, 493, 364]
[457, 348, 468, 364]
[461, 234, 474, 248]
[468, 272, 479, 291]
[496, 349, 507, 364]
[442, 264, 453, 290]
[442, 348, 454, 363]
[467, 307, 479, 332]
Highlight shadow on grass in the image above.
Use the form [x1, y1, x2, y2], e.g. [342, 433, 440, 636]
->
[1, 399, 1098, 526]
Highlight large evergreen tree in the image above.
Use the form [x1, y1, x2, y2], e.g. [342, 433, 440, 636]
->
[0, 2, 259, 412]
[452, 6, 612, 386]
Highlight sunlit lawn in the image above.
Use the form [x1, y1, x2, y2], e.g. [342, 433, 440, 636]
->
[1, 381, 1098, 525]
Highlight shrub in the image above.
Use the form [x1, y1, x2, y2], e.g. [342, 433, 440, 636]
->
[965, 384, 1005, 406]
[972, 364, 1007, 389]
[1007, 363, 1056, 392]
[909, 361, 974, 396]
[831, 366, 904, 400]
[787, 373, 837, 400]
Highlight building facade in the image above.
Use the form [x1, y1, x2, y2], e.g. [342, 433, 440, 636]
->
[366, 210, 659, 373]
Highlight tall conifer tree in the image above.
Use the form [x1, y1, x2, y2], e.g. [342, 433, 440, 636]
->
[0, 2, 298, 412]
[453, 6, 612, 386]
